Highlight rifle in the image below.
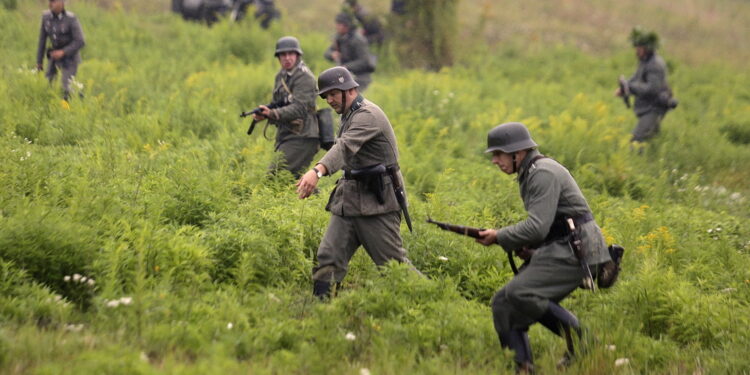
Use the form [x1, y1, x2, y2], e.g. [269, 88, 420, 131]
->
[426, 217, 518, 274]
[618, 75, 631, 108]
[240, 101, 285, 135]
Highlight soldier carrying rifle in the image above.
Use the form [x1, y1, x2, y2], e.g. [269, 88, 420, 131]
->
[248, 36, 319, 179]
[470, 122, 616, 373]
[36, 0, 85, 101]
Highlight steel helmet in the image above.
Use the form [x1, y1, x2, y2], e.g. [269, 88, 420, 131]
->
[485, 122, 538, 153]
[274, 36, 303, 57]
[317, 66, 359, 97]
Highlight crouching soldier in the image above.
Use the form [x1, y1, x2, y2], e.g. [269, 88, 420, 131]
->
[476, 122, 618, 373]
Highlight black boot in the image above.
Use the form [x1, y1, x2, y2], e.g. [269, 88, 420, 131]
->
[313, 280, 331, 300]
[499, 329, 534, 374]
[539, 302, 585, 368]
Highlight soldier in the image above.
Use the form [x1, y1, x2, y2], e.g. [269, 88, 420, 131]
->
[254, 0, 280, 29]
[343, 0, 385, 46]
[616, 27, 676, 150]
[252, 36, 319, 179]
[475, 122, 611, 373]
[324, 13, 375, 92]
[296, 67, 416, 299]
[36, 0, 85, 101]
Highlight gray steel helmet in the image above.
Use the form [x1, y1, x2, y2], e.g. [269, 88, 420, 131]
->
[335, 12, 355, 27]
[317, 66, 359, 97]
[274, 36, 303, 57]
[485, 122, 538, 153]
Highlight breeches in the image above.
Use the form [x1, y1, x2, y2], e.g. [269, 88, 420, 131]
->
[312, 211, 408, 283]
[46, 59, 78, 94]
[631, 110, 666, 142]
[491, 252, 582, 332]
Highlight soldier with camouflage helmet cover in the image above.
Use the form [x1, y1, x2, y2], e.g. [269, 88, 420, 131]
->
[252, 36, 319, 178]
[296, 66, 418, 299]
[36, 0, 85, 101]
[616, 27, 676, 150]
[476, 122, 612, 373]
[324, 12, 375, 91]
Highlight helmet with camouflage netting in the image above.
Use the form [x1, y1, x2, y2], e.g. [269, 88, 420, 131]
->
[485, 122, 538, 153]
[629, 26, 660, 50]
[317, 66, 359, 97]
[274, 36, 303, 57]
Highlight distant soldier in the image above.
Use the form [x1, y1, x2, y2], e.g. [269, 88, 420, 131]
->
[252, 36, 319, 178]
[36, 0, 85, 101]
[296, 67, 417, 299]
[476, 122, 613, 373]
[324, 13, 375, 92]
[343, 0, 385, 46]
[254, 0, 280, 29]
[616, 27, 677, 150]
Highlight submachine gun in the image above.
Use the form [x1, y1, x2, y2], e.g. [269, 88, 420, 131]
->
[240, 101, 286, 136]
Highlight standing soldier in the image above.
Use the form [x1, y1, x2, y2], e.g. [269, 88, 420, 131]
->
[296, 67, 416, 299]
[36, 0, 85, 101]
[324, 13, 375, 92]
[343, 0, 385, 46]
[253, 0, 280, 29]
[475, 122, 612, 373]
[616, 27, 677, 151]
[252, 36, 319, 179]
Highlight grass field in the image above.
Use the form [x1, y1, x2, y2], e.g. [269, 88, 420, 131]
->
[1, 1, 749, 374]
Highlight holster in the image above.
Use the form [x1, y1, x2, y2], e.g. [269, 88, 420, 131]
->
[344, 164, 387, 204]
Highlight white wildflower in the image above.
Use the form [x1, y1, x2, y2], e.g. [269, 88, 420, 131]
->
[227, 322, 234, 330]
[345, 332, 356, 341]
[268, 293, 281, 303]
[106, 299, 120, 308]
[720, 288, 736, 293]
[87, 278, 95, 286]
[140, 352, 149, 362]
[360, 369, 371, 375]
[54, 295, 63, 302]
[730, 192, 742, 201]
[707, 229, 713, 234]
[437, 256, 449, 262]
[64, 323, 84, 332]
[63, 275, 71, 282]
[72, 274, 82, 282]
[615, 358, 630, 367]
[432, 90, 439, 95]
[606, 344, 616, 351]
[715, 227, 722, 232]
[80, 276, 88, 283]
[119, 296, 133, 305]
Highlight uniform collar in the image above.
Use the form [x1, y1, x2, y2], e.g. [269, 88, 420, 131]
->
[342, 94, 364, 121]
[517, 149, 541, 181]
[53, 10, 66, 19]
[284, 60, 303, 76]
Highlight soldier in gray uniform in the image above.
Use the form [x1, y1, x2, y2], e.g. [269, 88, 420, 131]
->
[252, 36, 319, 179]
[476, 122, 611, 373]
[36, 0, 85, 101]
[343, 0, 385, 46]
[324, 13, 375, 92]
[616, 27, 675, 148]
[296, 67, 415, 299]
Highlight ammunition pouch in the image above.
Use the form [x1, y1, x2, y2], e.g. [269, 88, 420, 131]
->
[657, 88, 678, 110]
[544, 212, 594, 242]
[344, 164, 388, 204]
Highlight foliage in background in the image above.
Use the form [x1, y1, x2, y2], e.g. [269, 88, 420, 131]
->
[1, 1, 749, 374]
[389, 0, 458, 70]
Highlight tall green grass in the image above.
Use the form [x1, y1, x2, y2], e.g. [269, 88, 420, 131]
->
[1, 2, 749, 374]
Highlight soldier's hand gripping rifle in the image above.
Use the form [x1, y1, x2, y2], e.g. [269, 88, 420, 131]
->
[426, 218, 519, 274]
[240, 101, 285, 135]
[618, 75, 631, 108]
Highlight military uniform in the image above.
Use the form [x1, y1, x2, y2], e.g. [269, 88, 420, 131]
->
[266, 61, 320, 178]
[324, 31, 374, 91]
[627, 51, 671, 142]
[492, 149, 609, 333]
[36, 9, 85, 99]
[254, 0, 279, 29]
[312, 95, 411, 286]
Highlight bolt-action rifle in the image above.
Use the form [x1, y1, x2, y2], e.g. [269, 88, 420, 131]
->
[426, 217, 518, 274]
[618, 75, 631, 108]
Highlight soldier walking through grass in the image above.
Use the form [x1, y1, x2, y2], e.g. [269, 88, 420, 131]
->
[296, 67, 416, 299]
[252, 36, 319, 179]
[616, 27, 677, 152]
[475, 122, 613, 373]
[324, 13, 375, 92]
[36, 0, 85, 101]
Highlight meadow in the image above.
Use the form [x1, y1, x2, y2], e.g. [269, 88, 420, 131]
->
[1, 0, 749, 374]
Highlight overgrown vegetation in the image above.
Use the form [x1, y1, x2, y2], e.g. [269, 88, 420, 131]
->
[1, 1, 749, 374]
